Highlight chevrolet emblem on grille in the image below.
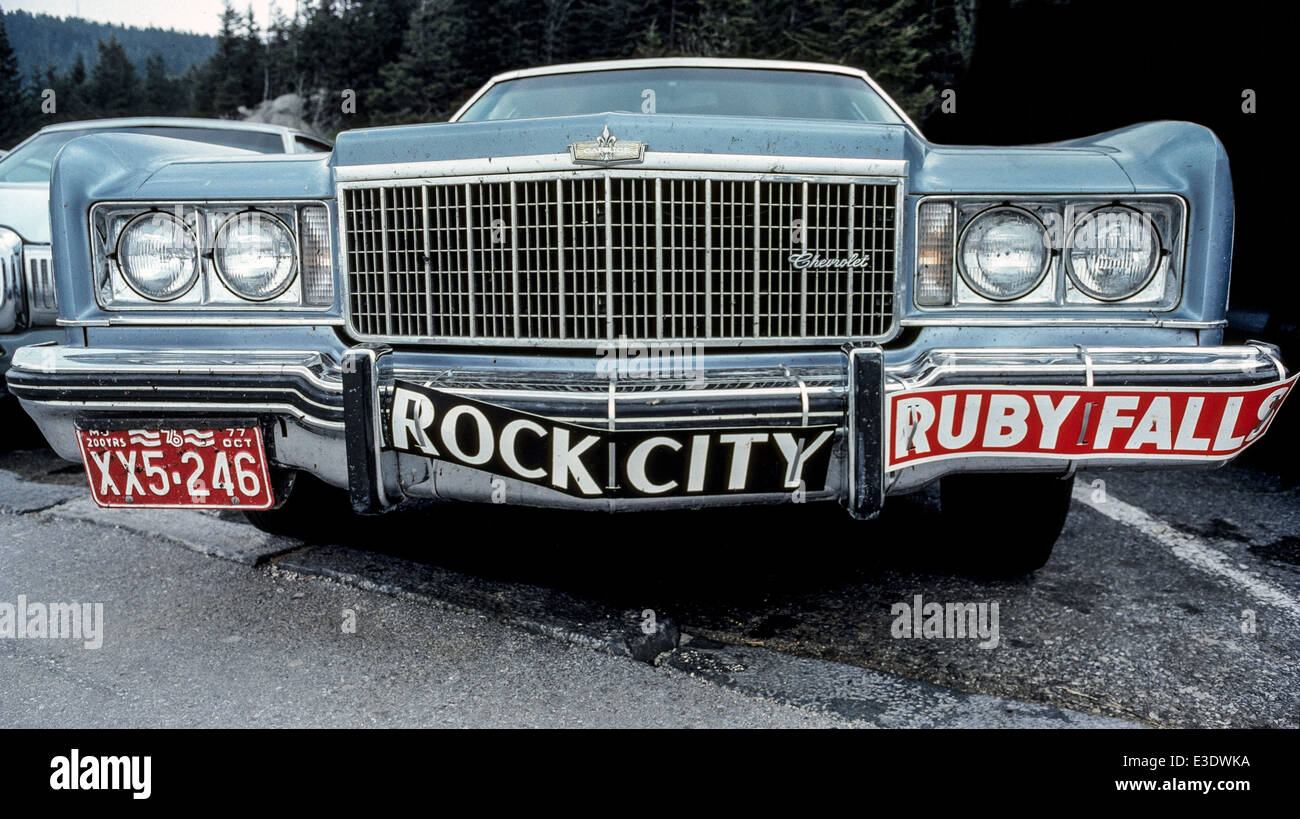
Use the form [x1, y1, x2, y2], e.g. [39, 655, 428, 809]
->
[569, 125, 645, 165]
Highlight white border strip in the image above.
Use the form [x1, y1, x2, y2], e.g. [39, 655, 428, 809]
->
[1074, 486, 1300, 623]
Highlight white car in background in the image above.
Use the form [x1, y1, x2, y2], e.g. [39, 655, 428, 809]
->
[0, 117, 331, 416]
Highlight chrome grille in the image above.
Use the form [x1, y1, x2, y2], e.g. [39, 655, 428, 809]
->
[24, 245, 57, 324]
[342, 172, 898, 344]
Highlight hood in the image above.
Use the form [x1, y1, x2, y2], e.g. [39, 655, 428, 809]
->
[330, 111, 1147, 194]
[0, 182, 51, 243]
[331, 112, 912, 167]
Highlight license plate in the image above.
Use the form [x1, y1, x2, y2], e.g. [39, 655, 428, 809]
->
[75, 426, 274, 509]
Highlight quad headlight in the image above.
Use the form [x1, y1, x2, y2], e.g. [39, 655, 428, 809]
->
[213, 211, 298, 301]
[117, 212, 200, 301]
[957, 207, 1050, 301]
[1065, 206, 1161, 301]
[91, 201, 333, 310]
[915, 196, 1184, 310]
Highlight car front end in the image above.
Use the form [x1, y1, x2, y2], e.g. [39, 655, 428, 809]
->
[6, 60, 1292, 572]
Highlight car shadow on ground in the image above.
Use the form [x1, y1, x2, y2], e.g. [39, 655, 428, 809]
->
[0, 399, 47, 455]
[281, 481, 1015, 613]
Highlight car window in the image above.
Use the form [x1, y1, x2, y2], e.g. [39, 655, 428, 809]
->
[0, 126, 286, 183]
[457, 68, 905, 124]
[294, 135, 333, 153]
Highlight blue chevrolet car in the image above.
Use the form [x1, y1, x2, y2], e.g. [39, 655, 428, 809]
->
[6, 59, 1293, 574]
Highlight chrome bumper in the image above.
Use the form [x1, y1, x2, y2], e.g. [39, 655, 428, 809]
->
[7, 341, 1289, 513]
[0, 327, 64, 397]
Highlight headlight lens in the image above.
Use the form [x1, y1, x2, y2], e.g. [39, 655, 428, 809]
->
[213, 211, 297, 300]
[117, 212, 199, 301]
[1066, 206, 1161, 300]
[957, 206, 1050, 300]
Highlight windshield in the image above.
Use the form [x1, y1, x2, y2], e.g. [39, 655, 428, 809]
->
[0, 126, 286, 183]
[457, 67, 905, 124]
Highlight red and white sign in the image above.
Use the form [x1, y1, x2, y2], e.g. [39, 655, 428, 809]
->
[886, 376, 1297, 471]
[75, 427, 275, 509]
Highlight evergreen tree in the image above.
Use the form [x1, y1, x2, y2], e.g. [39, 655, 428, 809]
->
[143, 52, 184, 114]
[375, 0, 474, 122]
[298, 1, 348, 95]
[264, 3, 300, 99]
[234, 6, 266, 104]
[0, 12, 27, 145]
[70, 52, 86, 86]
[88, 36, 139, 116]
[206, 2, 246, 116]
[338, 0, 417, 103]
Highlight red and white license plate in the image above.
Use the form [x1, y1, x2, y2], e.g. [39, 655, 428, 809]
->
[75, 426, 275, 509]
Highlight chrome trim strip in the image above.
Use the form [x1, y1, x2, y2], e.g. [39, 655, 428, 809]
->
[842, 183, 853, 333]
[58, 316, 347, 327]
[603, 175, 614, 339]
[654, 177, 664, 339]
[704, 180, 713, 338]
[378, 186, 393, 335]
[556, 179, 567, 337]
[900, 317, 1224, 329]
[11, 382, 341, 413]
[18, 345, 1279, 402]
[10, 346, 343, 392]
[504, 411, 842, 426]
[26, 399, 344, 430]
[510, 181, 521, 337]
[335, 153, 909, 182]
[436, 385, 842, 402]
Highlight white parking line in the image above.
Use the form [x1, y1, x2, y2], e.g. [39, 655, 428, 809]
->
[1073, 485, 1300, 622]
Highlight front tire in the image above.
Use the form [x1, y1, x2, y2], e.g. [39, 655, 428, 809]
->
[939, 473, 1075, 576]
[244, 471, 351, 541]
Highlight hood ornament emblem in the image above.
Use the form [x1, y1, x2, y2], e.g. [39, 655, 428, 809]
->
[570, 125, 646, 165]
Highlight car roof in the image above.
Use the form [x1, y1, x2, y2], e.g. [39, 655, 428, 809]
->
[454, 57, 921, 133]
[484, 57, 870, 84]
[35, 117, 300, 137]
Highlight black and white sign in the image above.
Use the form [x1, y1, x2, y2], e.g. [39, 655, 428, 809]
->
[387, 381, 836, 499]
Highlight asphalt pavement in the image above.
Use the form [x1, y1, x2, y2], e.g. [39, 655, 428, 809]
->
[1, 438, 1296, 728]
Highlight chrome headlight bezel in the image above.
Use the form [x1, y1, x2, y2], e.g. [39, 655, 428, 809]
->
[89, 200, 334, 312]
[913, 194, 1186, 311]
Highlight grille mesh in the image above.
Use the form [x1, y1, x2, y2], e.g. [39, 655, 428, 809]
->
[343, 173, 897, 343]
